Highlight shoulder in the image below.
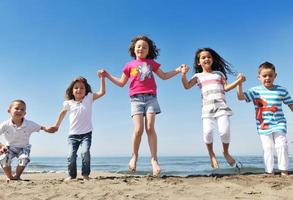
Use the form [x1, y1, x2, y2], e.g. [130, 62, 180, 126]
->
[0, 119, 11, 129]
[213, 71, 225, 78]
[24, 119, 40, 127]
[85, 92, 93, 102]
[146, 59, 160, 66]
[274, 85, 288, 91]
[192, 73, 201, 79]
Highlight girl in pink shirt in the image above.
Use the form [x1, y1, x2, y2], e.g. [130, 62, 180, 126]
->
[102, 35, 182, 176]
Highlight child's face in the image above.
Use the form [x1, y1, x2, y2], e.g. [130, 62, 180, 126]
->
[197, 51, 213, 72]
[72, 81, 86, 101]
[258, 68, 277, 89]
[8, 102, 26, 121]
[134, 40, 149, 59]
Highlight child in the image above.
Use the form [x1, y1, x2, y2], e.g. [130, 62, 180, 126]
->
[50, 72, 105, 181]
[237, 61, 293, 176]
[101, 35, 182, 176]
[0, 99, 55, 182]
[180, 48, 245, 169]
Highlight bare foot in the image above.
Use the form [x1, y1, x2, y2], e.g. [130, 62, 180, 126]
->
[128, 155, 137, 172]
[151, 158, 161, 177]
[64, 177, 75, 182]
[281, 171, 289, 177]
[82, 176, 90, 181]
[210, 155, 219, 169]
[5, 177, 11, 183]
[223, 152, 235, 167]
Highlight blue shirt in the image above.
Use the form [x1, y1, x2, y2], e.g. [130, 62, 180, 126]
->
[244, 85, 293, 135]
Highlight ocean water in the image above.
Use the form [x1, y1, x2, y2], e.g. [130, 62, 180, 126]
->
[4, 156, 293, 176]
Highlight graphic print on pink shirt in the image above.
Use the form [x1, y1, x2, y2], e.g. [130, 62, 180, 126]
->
[123, 59, 160, 96]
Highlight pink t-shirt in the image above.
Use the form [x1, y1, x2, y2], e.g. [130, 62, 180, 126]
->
[123, 59, 160, 96]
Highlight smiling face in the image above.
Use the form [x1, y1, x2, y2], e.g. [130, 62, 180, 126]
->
[134, 39, 149, 60]
[72, 81, 86, 101]
[258, 68, 277, 89]
[197, 51, 213, 72]
[8, 101, 26, 123]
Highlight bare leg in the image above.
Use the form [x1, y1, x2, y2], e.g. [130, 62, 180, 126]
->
[2, 166, 14, 182]
[222, 143, 235, 166]
[129, 114, 144, 172]
[14, 165, 25, 180]
[206, 143, 219, 169]
[145, 113, 160, 176]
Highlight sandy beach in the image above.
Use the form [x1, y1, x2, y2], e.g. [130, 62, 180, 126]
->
[0, 172, 293, 200]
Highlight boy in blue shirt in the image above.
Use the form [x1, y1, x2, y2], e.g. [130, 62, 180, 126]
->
[237, 62, 293, 176]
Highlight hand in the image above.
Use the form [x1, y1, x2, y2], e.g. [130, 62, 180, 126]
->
[44, 126, 58, 133]
[97, 69, 107, 78]
[0, 145, 8, 154]
[237, 73, 246, 82]
[180, 64, 189, 75]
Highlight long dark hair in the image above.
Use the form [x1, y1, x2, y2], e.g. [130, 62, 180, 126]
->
[65, 76, 92, 100]
[128, 35, 160, 59]
[194, 48, 236, 79]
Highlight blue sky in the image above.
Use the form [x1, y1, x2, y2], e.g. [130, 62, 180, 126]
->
[0, 0, 293, 157]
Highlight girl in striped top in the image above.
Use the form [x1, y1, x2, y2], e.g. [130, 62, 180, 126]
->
[237, 62, 293, 176]
[181, 48, 245, 169]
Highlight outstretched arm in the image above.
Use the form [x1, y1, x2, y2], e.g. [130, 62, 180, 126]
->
[237, 82, 246, 101]
[102, 69, 128, 87]
[47, 108, 67, 132]
[224, 73, 246, 92]
[181, 64, 197, 89]
[154, 65, 182, 80]
[93, 70, 106, 100]
[41, 126, 57, 133]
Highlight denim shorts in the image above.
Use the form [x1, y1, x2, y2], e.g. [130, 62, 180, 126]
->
[130, 94, 161, 117]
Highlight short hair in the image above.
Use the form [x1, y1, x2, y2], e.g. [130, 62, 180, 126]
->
[10, 99, 26, 110]
[258, 61, 276, 74]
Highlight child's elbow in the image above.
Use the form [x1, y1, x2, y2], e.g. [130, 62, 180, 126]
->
[100, 90, 106, 96]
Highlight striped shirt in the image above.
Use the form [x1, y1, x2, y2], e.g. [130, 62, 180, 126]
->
[244, 85, 293, 135]
[192, 71, 233, 118]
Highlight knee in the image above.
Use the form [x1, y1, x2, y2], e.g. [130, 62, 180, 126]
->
[67, 153, 77, 162]
[275, 138, 288, 150]
[81, 149, 90, 159]
[18, 158, 30, 167]
[219, 131, 230, 144]
[262, 142, 274, 154]
[203, 129, 213, 143]
[145, 126, 155, 135]
[133, 128, 144, 137]
[0, 156, 11, 168]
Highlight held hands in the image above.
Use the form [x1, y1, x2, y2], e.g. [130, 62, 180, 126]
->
[236, 73, 246, 83]
[97, 69, 108, 78]
[179, 64, 189, 75]
[43, 126, 59, 133]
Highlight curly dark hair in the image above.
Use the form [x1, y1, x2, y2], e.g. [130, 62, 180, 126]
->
[193, 48, 236, 80]
[65, 76, 92, 100]
[128, 35, 160, 59]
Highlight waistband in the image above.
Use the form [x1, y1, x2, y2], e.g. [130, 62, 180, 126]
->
[130, 93, 156, 98]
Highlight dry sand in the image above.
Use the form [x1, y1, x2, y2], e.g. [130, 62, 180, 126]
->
[0, 172, 293, 200]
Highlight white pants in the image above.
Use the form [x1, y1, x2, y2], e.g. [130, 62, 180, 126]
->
[202, 115, 230, 144]
[259, 132, 288, 173]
